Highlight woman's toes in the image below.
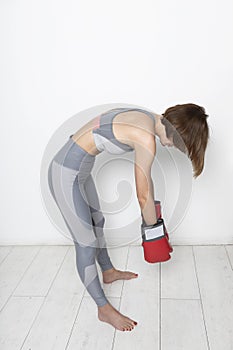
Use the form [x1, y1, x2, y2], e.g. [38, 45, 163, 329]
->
[124, 325, 131, 331]
[128, 320, 135, 327]
[122, 321, 136, 331]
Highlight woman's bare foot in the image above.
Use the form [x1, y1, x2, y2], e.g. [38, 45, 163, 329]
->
[103, 267, 138, 284]
[98, 302, 138, 331]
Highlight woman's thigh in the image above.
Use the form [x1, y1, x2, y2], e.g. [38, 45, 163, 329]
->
[48, 159, 98, 248]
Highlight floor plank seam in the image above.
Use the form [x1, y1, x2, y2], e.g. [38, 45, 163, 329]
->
[19, 246, 70, 350]
[19, 297, 48, 350]
[11, 295, 45, 298]
[111, 245, 130, 350]
[64, 288, 87, 350]
[0, 246, 14, 266]
[161, 297, 200, 300]
[224, 246, 233, 271]
[43, 246, 71, 297]
[0, 246, 42, 314]
[192, 246, 211, 350]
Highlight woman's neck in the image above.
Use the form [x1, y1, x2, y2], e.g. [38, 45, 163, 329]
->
[154, 113, 164, 138]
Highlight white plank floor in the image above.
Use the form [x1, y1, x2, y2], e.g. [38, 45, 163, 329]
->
[0, 244, 233, 350]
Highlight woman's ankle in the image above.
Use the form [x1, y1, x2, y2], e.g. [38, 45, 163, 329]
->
[98, 302, 111, 310]
[103, 267, 115, 273]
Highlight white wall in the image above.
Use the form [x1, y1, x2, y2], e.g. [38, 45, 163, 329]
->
[1, 0, 233, 245]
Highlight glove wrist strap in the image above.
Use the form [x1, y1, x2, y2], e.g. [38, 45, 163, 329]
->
[141, 218, 165, 241]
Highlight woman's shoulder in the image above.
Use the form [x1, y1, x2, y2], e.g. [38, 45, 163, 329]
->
[130, 112, 156, 144]
[112, 110, 155, 149]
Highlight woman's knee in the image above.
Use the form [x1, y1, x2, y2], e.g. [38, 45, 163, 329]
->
[74, 243, 99, 286]
[74, 243, 96, 268]
[92, 215, 105, 228]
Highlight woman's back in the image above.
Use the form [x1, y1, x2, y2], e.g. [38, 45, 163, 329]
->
[71, 107, 156, 156]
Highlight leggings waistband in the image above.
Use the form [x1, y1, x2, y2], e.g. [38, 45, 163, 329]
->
[52, 136, 96, 172]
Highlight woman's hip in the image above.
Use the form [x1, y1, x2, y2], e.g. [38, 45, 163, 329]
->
[52, 136, 96, 173]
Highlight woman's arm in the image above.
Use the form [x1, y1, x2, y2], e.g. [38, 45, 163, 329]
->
[134, 131, 157, 225]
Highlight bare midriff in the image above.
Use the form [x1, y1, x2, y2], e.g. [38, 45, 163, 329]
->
[71, 116, 102, 156]
[71, 110, 155, 156]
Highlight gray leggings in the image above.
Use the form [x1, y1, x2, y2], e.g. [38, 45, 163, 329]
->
[47, 137, 114, 307]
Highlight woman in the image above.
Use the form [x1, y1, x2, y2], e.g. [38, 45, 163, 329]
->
[47, 103, 209, 332]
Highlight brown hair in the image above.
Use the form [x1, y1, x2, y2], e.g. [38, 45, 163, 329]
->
[161, 103, 210, 178]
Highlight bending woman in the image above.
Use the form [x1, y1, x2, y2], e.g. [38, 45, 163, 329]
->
[47, 104, 209, 332]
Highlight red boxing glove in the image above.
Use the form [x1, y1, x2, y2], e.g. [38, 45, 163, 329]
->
[154, 200, 173, 253]
[141, 218, 171, 263]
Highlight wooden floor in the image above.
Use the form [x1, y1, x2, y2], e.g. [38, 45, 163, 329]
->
[0, 244, 233, 350]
